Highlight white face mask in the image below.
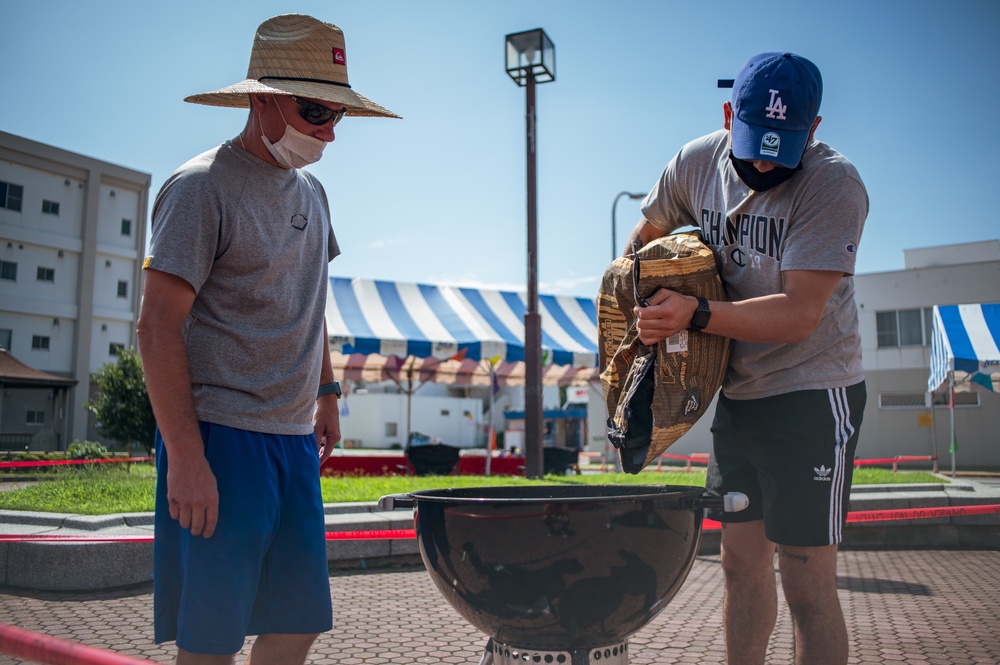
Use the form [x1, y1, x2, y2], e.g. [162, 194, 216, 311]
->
[262, 100, 327, 168]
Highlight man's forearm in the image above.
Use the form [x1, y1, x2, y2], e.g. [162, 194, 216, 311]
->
[137, 327, 203, 460]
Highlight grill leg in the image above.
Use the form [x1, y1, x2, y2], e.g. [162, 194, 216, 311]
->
[477, 638, 495, 665]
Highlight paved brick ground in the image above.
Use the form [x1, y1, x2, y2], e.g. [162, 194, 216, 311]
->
[1, 549, 998, 664]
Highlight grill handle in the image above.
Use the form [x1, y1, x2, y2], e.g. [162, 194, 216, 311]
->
[378, 494, 415, 511]
[696, 491, 749, 513]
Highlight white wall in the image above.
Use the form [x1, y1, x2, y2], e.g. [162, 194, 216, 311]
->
[338, 392, 485, 449]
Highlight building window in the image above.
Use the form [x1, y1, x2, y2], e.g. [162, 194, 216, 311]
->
[42, 199, 60, 216]
[931, 391, 980, 407]
[37, 266, 55, 282]
[0, 260, 16, 281]
[385, 422, 398, 437]
[31, 335, 50, 351]
[0, 328, 11, 350]
[878, 392, 928, 409]
[109, 342, 125, 356]
[117, 280, 128, 298]
[26, 410, 46, 426]
[121, 219, 132, 236]
[0, 181, 24, 212]
[876, 307, 934, 348]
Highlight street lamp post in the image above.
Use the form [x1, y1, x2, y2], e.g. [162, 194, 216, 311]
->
[611, 191, 645, 262]
[505, 28, 555, 479]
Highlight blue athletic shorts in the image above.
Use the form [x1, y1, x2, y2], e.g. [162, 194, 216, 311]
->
[153, 422, 333, 655]
[705, 382, 866, 547]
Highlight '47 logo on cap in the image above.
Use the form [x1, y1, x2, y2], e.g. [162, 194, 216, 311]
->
[760, 132, 780, 158]
[332, 47, 346, 65]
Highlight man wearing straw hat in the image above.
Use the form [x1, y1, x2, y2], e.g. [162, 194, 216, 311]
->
[137, 14, 398, 664]
[625, 52, 867, 665]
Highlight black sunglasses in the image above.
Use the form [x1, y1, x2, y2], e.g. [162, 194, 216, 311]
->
[292, 96, 348, 126]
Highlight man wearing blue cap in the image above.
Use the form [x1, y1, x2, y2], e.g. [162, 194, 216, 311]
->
[625, 52, 868, 665]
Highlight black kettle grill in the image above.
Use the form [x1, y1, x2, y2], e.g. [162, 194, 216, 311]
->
[380, 484, 748, 664]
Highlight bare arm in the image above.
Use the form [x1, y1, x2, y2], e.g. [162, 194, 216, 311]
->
[623, 218, 670, 256]
[313, 319, 341, 465]
[635, 269, 845, 345]
[136, 269, 218, 538]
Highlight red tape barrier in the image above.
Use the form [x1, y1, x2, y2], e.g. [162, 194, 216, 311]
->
[0, 622, 156, 665]
[2, 505, 997, 543]
[0, 458, 153, 469]
[854, 455, 939, 473]
[655, 452, 710, 472]
[0, 530, 419, 543]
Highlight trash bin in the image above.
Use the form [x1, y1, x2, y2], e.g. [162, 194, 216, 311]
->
[543, 446, 579, 475]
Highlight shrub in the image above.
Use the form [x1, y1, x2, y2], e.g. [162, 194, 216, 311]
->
[66, 440, 111, 461]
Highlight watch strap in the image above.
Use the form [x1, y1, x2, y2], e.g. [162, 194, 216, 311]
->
[317, 381, 342, 398]
[688, 297, 711, 331]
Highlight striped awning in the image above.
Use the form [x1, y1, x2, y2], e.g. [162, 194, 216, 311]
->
[331, 352, 599, 388]
[928, 303, 1000, 393]
[325, 277, 599, 367]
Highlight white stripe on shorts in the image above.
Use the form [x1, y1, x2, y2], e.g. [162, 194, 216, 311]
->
[827, 387, 856, 543]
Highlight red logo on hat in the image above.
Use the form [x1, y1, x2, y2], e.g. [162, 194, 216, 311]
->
[332, 48, 346, 65]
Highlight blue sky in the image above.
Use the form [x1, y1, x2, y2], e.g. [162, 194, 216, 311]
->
[3, 0, 998, 297]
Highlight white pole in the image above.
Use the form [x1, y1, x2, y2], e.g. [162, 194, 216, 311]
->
[486, 362, 495, 477]
[949, 371, 956, 478]
[927, 391, 938, 465]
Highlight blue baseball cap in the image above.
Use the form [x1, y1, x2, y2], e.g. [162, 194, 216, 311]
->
[730, 52, 822, 169]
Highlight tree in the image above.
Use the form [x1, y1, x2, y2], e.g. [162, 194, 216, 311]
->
[85, 347, 156, 455]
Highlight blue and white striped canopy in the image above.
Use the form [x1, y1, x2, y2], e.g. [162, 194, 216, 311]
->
[928, 303, 1000, 393]
[325, 277, 599, 367]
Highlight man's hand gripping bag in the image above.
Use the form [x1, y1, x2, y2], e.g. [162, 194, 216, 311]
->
[598, 232, 730, 473]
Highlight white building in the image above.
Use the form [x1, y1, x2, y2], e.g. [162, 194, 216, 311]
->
[854, 240, 1000, 469]
[0, 131, 150, 448]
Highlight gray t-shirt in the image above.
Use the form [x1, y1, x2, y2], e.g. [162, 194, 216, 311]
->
[641, 129, 868, 399]
[146, 141, 340, 434]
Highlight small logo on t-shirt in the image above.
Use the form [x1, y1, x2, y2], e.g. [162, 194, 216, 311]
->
[845, 243, 857, 254]
[291, 214, 308, 231]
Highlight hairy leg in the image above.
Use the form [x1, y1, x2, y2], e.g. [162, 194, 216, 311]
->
[777, 544, 847, 665]
[244, 633, 321, 665]
[719, 521, 777, 665]
[176, 651, 234, 665]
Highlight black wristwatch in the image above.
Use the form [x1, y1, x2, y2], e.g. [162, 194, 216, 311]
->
[688, 297, 711, 331]
[317, 381, 342, 399]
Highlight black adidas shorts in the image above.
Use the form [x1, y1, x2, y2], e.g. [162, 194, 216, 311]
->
[706, 382, 866, 547]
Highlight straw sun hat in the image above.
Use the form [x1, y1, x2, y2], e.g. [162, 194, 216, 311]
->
[184, 14, 400, 119]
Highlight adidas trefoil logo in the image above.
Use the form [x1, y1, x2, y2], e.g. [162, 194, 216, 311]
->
[813, 465, 833, 481]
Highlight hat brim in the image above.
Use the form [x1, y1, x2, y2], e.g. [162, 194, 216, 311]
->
[730, 116, 807, 169]
[184, 78, 400, 119]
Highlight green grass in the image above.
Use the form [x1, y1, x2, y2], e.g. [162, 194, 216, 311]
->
[0, 465, 158, 515]
[0, 463, 944, 515]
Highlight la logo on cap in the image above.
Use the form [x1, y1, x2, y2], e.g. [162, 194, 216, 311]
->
[765, 89, 787, 120]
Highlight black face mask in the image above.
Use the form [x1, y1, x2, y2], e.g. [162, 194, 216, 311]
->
[729, 151, 802, 192]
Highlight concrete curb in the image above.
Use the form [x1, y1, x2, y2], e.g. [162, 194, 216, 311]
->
[1, 477, 998, 592]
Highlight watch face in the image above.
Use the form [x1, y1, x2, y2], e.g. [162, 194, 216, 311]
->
[691, 299, 711, 330]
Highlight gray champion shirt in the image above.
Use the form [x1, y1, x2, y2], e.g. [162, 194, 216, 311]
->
[641, 129, 868, 399]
